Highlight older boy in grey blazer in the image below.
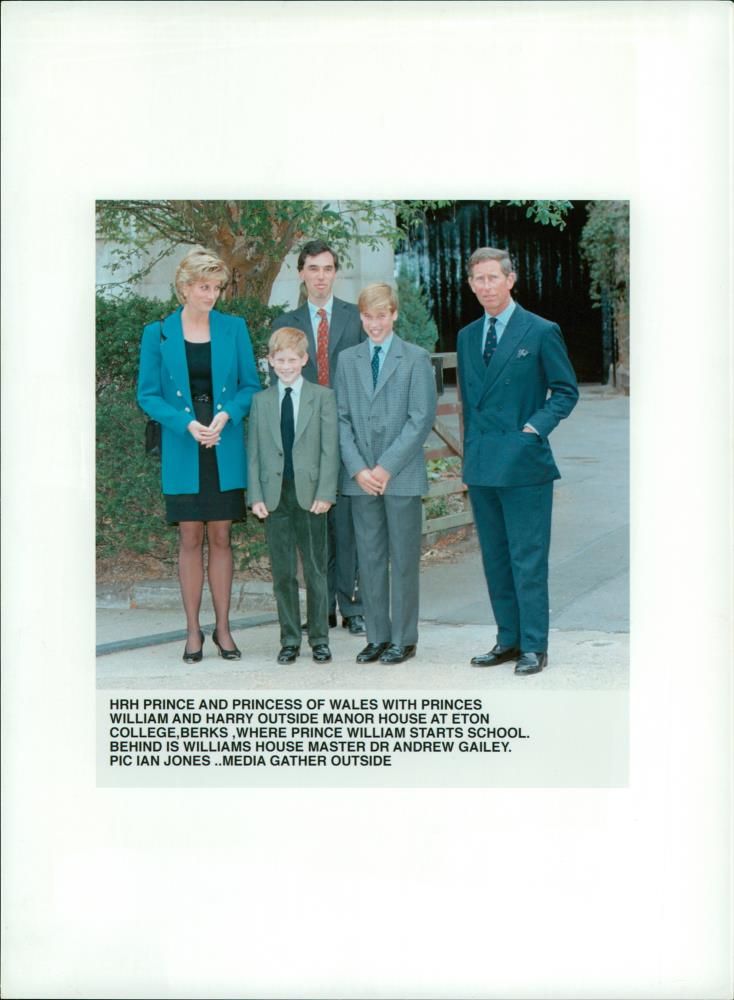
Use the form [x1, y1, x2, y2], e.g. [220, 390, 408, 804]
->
[335, 283, 437, 664]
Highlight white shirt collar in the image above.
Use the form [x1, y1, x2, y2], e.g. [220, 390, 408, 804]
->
[370, 333, 394, 356]
[484, 298, 516, 332]
[277, 374, 304, 399]
[308, 297, 334, 321]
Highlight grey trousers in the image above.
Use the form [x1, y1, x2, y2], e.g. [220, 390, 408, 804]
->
[350, 493, 423, 647]
[265, 480, 329, 648]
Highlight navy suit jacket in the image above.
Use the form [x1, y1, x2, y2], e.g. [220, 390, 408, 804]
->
[271, 296, 365, 386]
[457, 302, 579, 487]
[137, 307, 261, 495]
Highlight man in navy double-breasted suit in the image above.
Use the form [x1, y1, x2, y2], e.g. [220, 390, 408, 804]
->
[457, 247, 579, 676]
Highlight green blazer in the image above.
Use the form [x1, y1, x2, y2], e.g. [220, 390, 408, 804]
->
[247, 379, 339, 512]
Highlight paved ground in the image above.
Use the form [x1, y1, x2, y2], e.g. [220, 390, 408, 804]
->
[97, 387, 629, 690]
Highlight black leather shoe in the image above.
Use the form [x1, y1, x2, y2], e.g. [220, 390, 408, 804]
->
[470, 644, 520, 667]
[356, 642, 390, 663]
[277, 645, 300, 664]
[328, 612, 338, 629]
[514, 651, 548, 675]
[183, 630, 204, 664]
[212, 629, 241, 661]
[379, 644, 416, 664]
[343, 614, 366, 636]
[312, 644, 332, 662]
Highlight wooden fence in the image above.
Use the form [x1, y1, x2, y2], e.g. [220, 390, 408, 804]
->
[422, 353, 474, 537]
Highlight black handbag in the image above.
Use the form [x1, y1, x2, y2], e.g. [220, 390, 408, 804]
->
[144, 318, 165, 458]
[145, 418, 161, 457]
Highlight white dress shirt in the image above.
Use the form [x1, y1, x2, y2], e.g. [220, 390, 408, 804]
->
[277, 375, 304, 427]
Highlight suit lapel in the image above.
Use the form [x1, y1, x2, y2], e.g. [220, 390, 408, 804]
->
[373, 335, 403, 398]
[159, 309, 192, 404]
[328, 298, 348, 359]
[355, 340, 374, 400]
[482, 303, 530, 398]
[294, 303, 317, 358]
[294, 380, 315, 444]
[265, 386, 282, 451]
[466, 317, 486, 383]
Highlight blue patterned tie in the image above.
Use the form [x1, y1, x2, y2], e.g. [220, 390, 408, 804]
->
[483, 316, 498, 366]
[371, 345, 381, 388]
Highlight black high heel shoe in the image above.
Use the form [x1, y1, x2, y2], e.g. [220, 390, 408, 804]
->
[183, 629, 205, 664]
[212, 629, 241, 660]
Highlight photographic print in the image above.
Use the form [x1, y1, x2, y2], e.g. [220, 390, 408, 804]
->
[94, 198, 629, 788]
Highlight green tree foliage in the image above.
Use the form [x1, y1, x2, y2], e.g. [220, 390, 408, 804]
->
[489, 200, 573, 229]
[579, 201, 630, 309]
[96, 387, 170, 558]
[579, 201, 630, 386]
[96, 291, 178, 395]
[394, 267, 440, 352]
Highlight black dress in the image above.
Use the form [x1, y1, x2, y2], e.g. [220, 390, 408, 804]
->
[165, 341, 246, 524]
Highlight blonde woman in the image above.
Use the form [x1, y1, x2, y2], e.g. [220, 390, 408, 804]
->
[138, 247, 261, 663]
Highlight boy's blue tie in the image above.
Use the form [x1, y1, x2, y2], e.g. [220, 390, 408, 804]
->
[483, 316, 498, 366]
[371, 345, 381, 388]
[281, 387, 295, 480]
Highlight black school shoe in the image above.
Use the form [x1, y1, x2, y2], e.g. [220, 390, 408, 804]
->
[379, 644, 416, 664]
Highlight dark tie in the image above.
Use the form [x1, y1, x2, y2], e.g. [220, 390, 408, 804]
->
[371, 345, 381, 388]
[316, 308, 329, 386]
[483, 316, 498, 366]
[281, 386, 295, 480]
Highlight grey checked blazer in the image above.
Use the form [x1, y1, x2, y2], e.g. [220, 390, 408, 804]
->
[335, 335, 437, 497]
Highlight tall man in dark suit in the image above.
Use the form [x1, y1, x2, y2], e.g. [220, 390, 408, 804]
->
[271, 240, 366, 634]
[457, 247, 579, 676]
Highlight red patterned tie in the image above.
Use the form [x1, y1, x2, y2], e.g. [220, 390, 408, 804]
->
[316, 308, 330, 386]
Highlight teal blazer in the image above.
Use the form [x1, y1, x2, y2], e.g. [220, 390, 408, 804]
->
[137, 307, 261, 495]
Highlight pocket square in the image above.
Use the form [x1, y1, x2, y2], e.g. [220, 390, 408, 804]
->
[517, 348, 530, 358]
